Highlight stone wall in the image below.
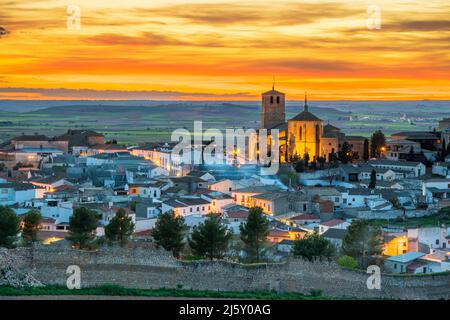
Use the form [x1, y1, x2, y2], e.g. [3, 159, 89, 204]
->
[346, 208, 438, 220]
[5, 244, 450, 299]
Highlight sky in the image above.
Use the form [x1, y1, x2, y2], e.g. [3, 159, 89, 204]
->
[0, 0, 449, 100]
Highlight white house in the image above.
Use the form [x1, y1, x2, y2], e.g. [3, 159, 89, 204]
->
[385, 252, 426, 273]
[126, 183, 161, 199]
[408, 227, 449, 250]
[422, 179, 450, 204]
[339, 188, 382, 208]
[222, 207, 249, 234]
[40, 198, 74, 224]
[0, 183, 45, 206]
[432, 162, 450, 178]
[368, 160, 426, 177]
[200, 191, 234, 213]
[318, 219, 350, 235]
[161, 197, 212, 217]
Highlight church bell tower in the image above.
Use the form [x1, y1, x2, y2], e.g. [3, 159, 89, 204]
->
[260, 85, 286, 129]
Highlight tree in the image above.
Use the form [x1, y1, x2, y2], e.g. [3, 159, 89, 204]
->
[294, 160, 305, 173]
[338, 141, 352, 164]
[303, 153, 310, 168]
[368, 169, 377, 189]
[317, 156, 326, 170]
[370, 130, 386, 158]
[105, 208, 135, 246]
[188, 214, 232, 260]
[22, 209, 42, 245]
[363, 139, 370, 161]
[389, 197, 402, 210]
[291, 232, 335, 261]
[0, 206, 20, 248]
[67, 207, 99, 249]
[240, 207, 269, 262]
[152, 211, 187, 258]
[341, 219, 383, 267]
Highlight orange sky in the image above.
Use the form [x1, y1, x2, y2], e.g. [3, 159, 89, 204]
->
[0, 0, 449, 100]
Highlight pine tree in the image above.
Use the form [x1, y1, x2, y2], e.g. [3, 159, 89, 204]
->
[152, 211, 187, 258]
[22, 208, 42, 245]
[370, 130, 386, 158]
[188, 214, 232, 260]
[369, 169, 377, 189]
[363, 139, 370, 161]
[0, 206, 20, 248]
[339, 141, 352, 164]
[342, 219, 383, 267]
[67, 207, 99, 250]
[240, 207, 269, 262]
[292, 232, 335, 261]
[105, 208, 135, 246]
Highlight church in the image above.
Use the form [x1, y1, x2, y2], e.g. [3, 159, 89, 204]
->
[259, 87, 365, 163]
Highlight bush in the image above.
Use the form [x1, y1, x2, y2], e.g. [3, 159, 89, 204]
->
[338, 255, 358, 269]
[309, 289, 322, 297]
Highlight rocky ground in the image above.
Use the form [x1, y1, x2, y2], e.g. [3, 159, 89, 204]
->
[0, 248, 42, 288]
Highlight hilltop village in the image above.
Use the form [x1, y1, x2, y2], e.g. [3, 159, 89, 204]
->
[1, 89, 450, 276]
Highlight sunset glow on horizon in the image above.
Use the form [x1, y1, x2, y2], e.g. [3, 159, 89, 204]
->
[0, 0, 449, 101]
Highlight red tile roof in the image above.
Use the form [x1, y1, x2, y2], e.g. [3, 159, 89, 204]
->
[320, 219, 345, 227]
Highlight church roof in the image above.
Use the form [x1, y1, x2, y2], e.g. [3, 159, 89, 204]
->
[270, 122, 288, 131]
[262, 89, 285, 96]
[324, 123, 340, 131]
[290, 110, 322, 122]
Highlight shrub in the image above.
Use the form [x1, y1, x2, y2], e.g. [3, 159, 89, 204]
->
[338, 255, 358, 269]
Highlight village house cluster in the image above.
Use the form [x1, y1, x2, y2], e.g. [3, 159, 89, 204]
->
[1, 91, 450, 274]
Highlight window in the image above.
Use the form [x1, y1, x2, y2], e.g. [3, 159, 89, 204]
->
[299, 126, 302, 140]
[394, 264, 397, 269]
[436, 239, 439, 245]
[276, 96, 280, 104]
[270, 96, 274, 104]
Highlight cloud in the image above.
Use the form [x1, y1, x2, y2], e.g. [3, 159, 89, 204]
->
[84, 33, 187, 46]
[0, 87, 255, 100]
[0, 26, 8, 37]
[383, 20, 450, 32]
[142, 2, 361, 27]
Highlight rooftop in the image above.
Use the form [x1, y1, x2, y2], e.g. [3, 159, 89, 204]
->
[387, 252, 425, 263]
[289, 110, 322, 122]
[320, 219, 346, 227]
[322, 228, 348, 239]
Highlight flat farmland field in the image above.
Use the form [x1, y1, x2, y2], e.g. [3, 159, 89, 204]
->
[0, 100, 449, 145]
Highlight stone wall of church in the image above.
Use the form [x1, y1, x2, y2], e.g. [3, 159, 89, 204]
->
[261, 92, 285, 130]
[288, 121, 323, 160]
